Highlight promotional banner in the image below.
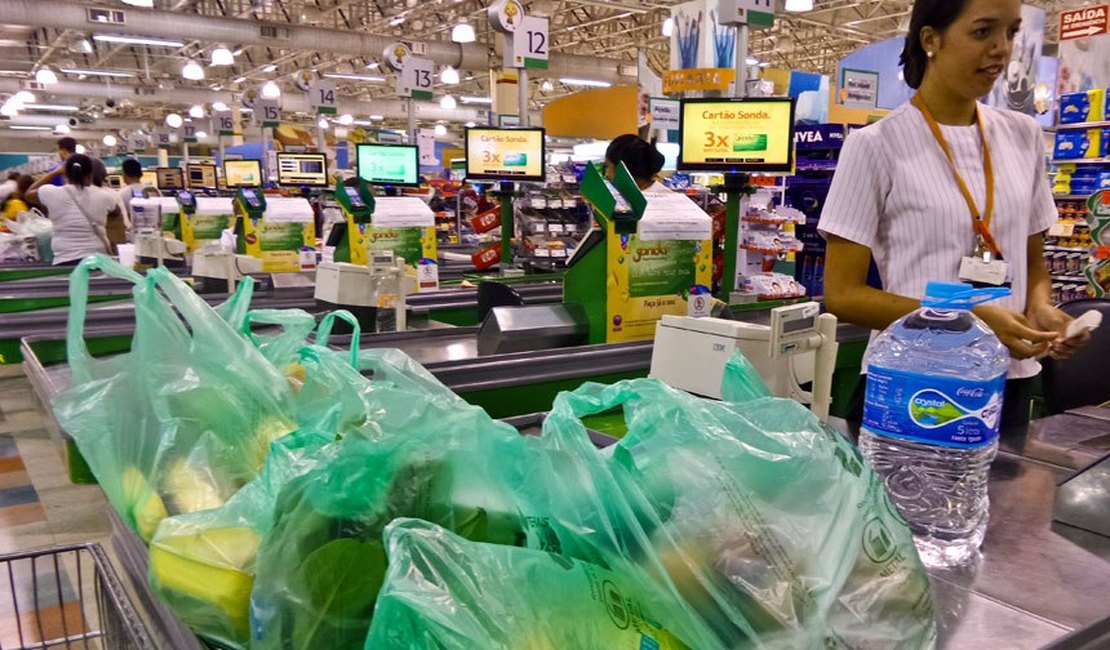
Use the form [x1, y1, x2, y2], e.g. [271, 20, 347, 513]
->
[465, 128, 544, 180]
[670, 0, 736, 70]
[605, 229, 711, 343]
[417, 129, 438, 166]
[346, 221, 437, 287]
[984, 4, 1045, 115]
[239, 219, 315, 272]
[180, 198, 234, 253]
[679, 99, 794, 171]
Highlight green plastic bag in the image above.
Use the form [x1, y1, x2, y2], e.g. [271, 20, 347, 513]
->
[544, 367, 937, 649]
[148, 429, 335, 650]
[53, 257, 298, 543]
[365, 519, 701, 650]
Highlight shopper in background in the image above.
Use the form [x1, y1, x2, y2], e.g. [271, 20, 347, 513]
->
[604, 134, 667, 191]
[820, 0, 1090, 426]
[0, 171, 19, 202]
[1, 175, 34, 220]
[47, 137, 78, 187]
[25, 154, 117, 265]
[88, 157, 129, 246]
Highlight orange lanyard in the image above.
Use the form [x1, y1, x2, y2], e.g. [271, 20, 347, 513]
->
[911, 93, 1003, 261]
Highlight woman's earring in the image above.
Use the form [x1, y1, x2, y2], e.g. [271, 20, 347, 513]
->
[927, 51, 935, 59]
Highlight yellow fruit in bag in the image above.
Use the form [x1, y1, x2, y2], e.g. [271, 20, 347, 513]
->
[121, 467, 168, 542]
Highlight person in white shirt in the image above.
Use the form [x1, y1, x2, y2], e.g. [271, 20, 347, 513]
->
[820, 0, 1090, 426]
[26, 154, 119, 265]
[0, 172, 19, 203]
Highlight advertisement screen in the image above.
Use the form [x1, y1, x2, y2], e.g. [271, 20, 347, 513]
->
[186, 164, 217, 190]
[156, 167, 185, 191]
[224, 160, 263, 188]
[465, 127, 545, 182]
[276, 153, 328, 187]
[357, 144, 418, 187]
[678, 98, 796, 173]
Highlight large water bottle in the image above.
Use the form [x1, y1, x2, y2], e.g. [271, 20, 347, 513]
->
[859, 282, 1011, 568]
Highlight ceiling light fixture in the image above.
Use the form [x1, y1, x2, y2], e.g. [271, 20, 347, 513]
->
[351, 119, 376, 126]
[54, 123, 70, 134]
[23, 103, 80, 112]
[165, 113, 184, 128]
[784, 0, 814, 12]
[211, 101, 229, 112]
[322, 73, 387, 82]
[121, 0, 154, 6]
[759, 61, 771, 68]
[460, 96, 492, 104]
[439, 95, 457, 110]
[195, 130, 207, 138]
[34, 67, 58, 85]
[75, 144, 86, 154]
[389, 16, 405, 26]
[262, 64, 277, 73]
[369, 114, 384, 120]
[0, 102, 19, 117]
[13, 91, 35, 105]
[540, 80, 553, 92]
[68, 38, 93, 55]
[181, 59, 205, 80]
[92, 34, 186, 48]
[232, 76, 247, 84]
[745, 57, 759, 66]
[60, 67, 135, 78]
[559, 77, 611, 87]
[261, 80, 282, 98]
[188, 104, 206, 118]
[9, 125, 51, 131]
[465, 121, 476, 128]
[366, 62, 380, 70]
[440, 67, 460, 85]
[452, 21, 476, 43]
[337, 113, 355, 125]
[317, 117, 329, 129]
[102, 134, 117, 146]
[210, 46, 234, 66]
[434, 124, 448, 136]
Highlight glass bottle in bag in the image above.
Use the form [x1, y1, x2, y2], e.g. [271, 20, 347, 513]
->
[859, 282, 1011, 568]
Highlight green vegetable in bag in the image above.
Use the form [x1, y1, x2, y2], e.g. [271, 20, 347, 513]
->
[149, 430, 335, 650]
[365, 519, 696, 650]
[544, 360, 937, 649]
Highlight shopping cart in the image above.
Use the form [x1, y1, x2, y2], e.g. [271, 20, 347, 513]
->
[0, 543, 154, 650]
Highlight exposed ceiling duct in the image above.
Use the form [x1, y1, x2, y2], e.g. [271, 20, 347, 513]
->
[0, 0, 632, 83]
[0, 79, 492, 123]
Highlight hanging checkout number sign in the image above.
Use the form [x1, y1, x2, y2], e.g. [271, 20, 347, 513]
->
[385, 42, 433, 101]
[154, 129, 174, 148]
[310, 78, 338, 115]
[505, 16, 549, 70]
[130, 134, 147, 152]
[215, 114, 237, 136]
[254, 98, 281, 128]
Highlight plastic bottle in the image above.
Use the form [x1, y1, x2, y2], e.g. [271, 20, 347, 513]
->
[859, 282, 1011, 568]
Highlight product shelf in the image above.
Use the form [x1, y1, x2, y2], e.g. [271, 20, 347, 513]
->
[1056, 121, 1110, 130]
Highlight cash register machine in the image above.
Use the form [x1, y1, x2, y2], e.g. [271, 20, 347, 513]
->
[316, 177, 409, 332]
[131, 174, 188, 266]
[649, 302, 839, 421]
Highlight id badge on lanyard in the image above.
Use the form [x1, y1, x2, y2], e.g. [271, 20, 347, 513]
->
[912, 94, 1010, 287]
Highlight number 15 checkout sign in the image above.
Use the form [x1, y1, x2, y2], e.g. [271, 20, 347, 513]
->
[504, 16, 549, 70]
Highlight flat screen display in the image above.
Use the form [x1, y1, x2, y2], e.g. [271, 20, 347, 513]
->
[678, 98, 796, 173]
[155, 167, 185, 191]
[140, 170, 158, 188]
[356, 144, 419, 187]
[186, 164, 217, 190]
[344, 186, 366, 209]
[464, 127, 545, 182]
[106, 174, 122, 189]
[276, 153, 328, 187]
[224, 159, 263, 188]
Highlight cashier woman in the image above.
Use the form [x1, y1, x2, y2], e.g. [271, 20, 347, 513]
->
[820, 0, 1090, 426]
[604, 135, 668, 192]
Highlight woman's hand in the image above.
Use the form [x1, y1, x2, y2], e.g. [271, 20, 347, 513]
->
[1027, 303, 1092, 359]
[972, 305, 1058, 360]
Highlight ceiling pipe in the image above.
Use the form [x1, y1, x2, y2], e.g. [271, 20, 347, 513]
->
[0, 79, 487, 123]
[0, 0, 631, 82]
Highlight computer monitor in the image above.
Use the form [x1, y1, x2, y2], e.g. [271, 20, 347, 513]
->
[464, 127, 546, 182]
[677, 97, 797, 173]
[276, 152, 328, 187]
[356, 144, 419, 187]
[223, 159, 263, 188]
[186, 163, 218, 190]
[155, 167, 185, 191]
[140, 170, 158, 188]
[105, 174, 123, 189]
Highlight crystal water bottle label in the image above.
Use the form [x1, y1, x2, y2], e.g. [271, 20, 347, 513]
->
[863, 366, 1006, 448]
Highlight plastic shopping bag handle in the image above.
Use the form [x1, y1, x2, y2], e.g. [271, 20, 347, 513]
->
[212, 276, 256, 329]
[314, 310, 361, 369]
[66, 254, 143, 383]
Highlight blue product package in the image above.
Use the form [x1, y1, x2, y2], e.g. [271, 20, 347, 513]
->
[1054, 130, 1090, 159]
[1060, 91, 1092, 124]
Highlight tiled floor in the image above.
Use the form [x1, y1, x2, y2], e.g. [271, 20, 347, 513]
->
[0, 367, 113, 648]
